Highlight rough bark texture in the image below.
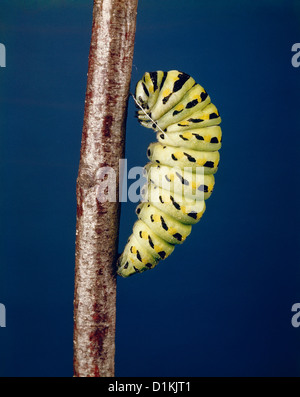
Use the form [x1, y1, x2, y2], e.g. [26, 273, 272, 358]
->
[73, 0, 138, 377]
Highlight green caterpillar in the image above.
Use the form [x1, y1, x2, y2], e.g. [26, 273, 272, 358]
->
[117, 70, 222, 277]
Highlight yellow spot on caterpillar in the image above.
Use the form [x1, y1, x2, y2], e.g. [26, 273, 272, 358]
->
[196, 158, 205, 166]
[201, 114, 210, 120]
[191, 181, 197, 190]
[181, 206, 186, 214]
[175, 104, 184, 111]
[142, 258, 148, 265]
[173, 151, 184, 160]
[141, 231, 148, 239]
[179, 120, 189, 126]
[161, 194, 171, 203]
[154, 245, 160, 253]
[131, 246, 137, 254]
[162, 88, 171, 98]
[204, 135, 212, 142]
[208, 183, 214, 192]
[170, 74, 180, 82]
[148, 85, 154, 94]
[168, 227, 177, 235]
[197, 210, 204, 220]
[182, 132, 192, 140]
[167, 173, 174, 181]
[153, 214, 160, 222]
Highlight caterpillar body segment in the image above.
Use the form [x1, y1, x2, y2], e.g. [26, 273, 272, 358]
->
[147, 142, 220, 174]
[144, 163, 215, 201]
[156, 126, 222, 152]
[141, 183, 206, 225]
[117, 70, 222, 277]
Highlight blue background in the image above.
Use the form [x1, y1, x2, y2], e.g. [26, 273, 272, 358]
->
[0, 0, 299, 377]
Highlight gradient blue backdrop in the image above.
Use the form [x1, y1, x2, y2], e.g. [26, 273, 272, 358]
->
[0, 0, 299, 377]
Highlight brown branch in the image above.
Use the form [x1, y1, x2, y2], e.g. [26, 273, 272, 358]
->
[73, 0, 138, 377]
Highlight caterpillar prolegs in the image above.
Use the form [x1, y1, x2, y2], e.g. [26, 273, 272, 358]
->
[117, 70, 222, 277]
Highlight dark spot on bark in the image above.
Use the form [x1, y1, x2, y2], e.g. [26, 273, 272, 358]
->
[93, 366, 100, 377]
[89, 325, 108, 357]
[77, 202, 83, 218]
[102, 115, 113, 137]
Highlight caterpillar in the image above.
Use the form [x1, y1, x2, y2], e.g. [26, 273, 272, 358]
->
[117, 70, 222, 277]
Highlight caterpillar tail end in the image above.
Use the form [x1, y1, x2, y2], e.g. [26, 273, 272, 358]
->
[116, 255, 132, 278]
[117, 233, 160, 277]
[116, 253, 139, 278]
[116, 253, 157, 278]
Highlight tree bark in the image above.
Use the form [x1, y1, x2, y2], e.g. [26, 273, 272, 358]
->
[73, 0, 138, 377]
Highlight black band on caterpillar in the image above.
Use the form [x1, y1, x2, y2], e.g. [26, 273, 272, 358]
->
[117, 70, 222, 277]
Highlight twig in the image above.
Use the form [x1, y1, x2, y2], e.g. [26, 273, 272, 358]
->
[73, 0, 138, 377]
